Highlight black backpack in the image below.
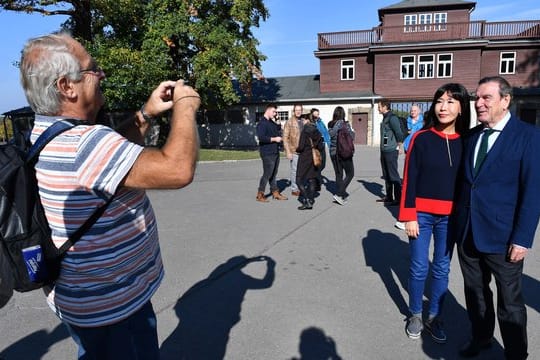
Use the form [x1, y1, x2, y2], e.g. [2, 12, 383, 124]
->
[0, 120, 112, 296]
[337, 123, 355, 159]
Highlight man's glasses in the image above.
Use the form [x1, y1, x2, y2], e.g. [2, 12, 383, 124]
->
[80, 64, 105, 77]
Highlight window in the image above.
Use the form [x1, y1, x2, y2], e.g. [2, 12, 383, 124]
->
[404, 14, 417, 32]
[437, 53, 453, 78]
[434, 13, 447, 31]
[500, 52, 516, 74]
[418, 55, 435, 78]
[276, 111, 289, 122]
[418, 13, 432, 31]
[401, 56, 415, 79]
[341, 59, 355, 80]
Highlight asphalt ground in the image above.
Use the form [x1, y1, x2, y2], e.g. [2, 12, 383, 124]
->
[1, 145, 539, 359]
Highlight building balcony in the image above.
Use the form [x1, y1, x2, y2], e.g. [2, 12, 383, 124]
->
[318, 20, 540, 50]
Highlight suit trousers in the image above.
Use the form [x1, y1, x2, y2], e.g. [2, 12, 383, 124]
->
[457, 233, 528, 360]
[380, 150, 401, 202]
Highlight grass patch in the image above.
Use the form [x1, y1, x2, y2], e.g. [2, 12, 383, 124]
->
[199, 148, 260, 161]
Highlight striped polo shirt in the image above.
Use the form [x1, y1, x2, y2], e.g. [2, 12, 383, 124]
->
[31, 115, 164, 327]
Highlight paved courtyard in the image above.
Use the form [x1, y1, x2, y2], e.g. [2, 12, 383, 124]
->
[1, 145, 539, 359]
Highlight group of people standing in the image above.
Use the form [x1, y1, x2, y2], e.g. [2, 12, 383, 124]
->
[258, 76, 540, 359]
[397, 76, 540, 360]
[256, 104, 355, 210]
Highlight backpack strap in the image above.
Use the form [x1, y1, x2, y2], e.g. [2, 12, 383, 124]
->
[26, 119, 82, 163]
[57, 195, 114, 254]
[27, 119, 114, 255]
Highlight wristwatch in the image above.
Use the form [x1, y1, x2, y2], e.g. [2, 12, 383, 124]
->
[140, 105, 157, 123]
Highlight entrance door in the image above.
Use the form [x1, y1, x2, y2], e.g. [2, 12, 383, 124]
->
[351, 112, 368, 145]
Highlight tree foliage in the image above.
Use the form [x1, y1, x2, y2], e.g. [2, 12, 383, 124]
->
[1, 0, 268, 111]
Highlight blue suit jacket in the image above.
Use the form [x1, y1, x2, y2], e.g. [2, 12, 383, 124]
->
[452, 115, 540, 253]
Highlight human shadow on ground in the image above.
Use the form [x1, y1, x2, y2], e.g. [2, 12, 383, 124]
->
[361, 229, 504, 359]
[357, 179, 384, 199]
[357, 180, 399, 218]
[362, 229, 409, 316]
[277, 178, 290, 193]
[523, 273, 540, 314]
[160, 255, 275, 360]
[0, 323, 69, 360]
[289, 326, 343, 360]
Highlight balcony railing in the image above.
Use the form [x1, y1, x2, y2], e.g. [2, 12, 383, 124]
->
[318, 20, 540, 50]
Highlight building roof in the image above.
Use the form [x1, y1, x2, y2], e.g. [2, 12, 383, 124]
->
[235, 75, 377, 105]
[378, 0, 476, 21]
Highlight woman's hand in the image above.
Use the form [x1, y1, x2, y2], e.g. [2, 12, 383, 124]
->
[405, 221, 419, 238]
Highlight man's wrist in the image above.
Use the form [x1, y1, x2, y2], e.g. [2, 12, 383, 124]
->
[140, 104, 158, 124]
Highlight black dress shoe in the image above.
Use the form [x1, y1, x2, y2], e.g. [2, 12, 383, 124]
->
[459, 339, 493, 358]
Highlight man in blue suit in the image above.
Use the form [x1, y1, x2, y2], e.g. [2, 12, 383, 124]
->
[453, 76, 540, 359]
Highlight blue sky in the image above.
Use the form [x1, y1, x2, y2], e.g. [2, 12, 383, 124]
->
[1, 0, 540, 113]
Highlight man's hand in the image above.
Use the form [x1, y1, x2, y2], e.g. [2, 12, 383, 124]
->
[142, 80, 177, 118]
[172, 80, 200, 112]
[508, 244, 528, 263]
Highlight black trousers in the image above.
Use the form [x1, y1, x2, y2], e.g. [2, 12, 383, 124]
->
[380, 150, 401, 202]
[330, 154, 354, 198]
[457, 233, 528, 360]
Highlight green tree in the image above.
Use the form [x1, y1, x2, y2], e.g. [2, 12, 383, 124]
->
[1, 0, 268, 111]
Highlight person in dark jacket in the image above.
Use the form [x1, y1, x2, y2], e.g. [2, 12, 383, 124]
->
[377, 99, 405, 206]
[295, 115, 324, 210]
[256, 104, 287, 202]
[328, 106, 355, 205]
[398, 83, 470, 344]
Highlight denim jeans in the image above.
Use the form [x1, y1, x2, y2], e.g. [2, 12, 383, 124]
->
[258, 153, 280, 192]
[408, 212, 452, 317]
[64, 301, 159, 360]
[289, 153, 299, 192]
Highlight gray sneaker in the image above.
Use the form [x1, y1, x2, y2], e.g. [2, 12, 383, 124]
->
[425, 317, 447, 343]
[333, 194, 345, 205]
[406, 315, 423, 339]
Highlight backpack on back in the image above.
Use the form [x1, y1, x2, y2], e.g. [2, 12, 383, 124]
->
[337, 124, 355, 159]
[0, 120, 111, 296]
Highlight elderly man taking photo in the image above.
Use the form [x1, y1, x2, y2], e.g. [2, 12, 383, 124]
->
[20, 32, 200, 359]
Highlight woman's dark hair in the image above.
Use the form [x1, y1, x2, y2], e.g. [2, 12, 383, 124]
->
[423, 83, 471, 135]
[328, 106, 346, 128]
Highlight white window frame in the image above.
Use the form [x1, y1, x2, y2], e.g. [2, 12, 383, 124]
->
[401, 55, 416, 79]
[437, 53, 453, 78]
[404, 14, 417, 32]
[500, 52, 516, 74]
[276, 111, 289, 122]
[434, 12, 447, 31]
[418, 54, 435, 79]
[418, 13, 432, 32]
[341, 59, 355, 80]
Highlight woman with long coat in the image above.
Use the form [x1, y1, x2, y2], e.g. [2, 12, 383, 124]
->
[295, 115, 324, 210]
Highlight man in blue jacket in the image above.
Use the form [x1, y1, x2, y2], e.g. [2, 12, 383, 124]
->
[256, 104, 287, 202]
[452, 76, 540, 359]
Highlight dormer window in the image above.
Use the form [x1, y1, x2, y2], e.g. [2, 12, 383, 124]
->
[405, 12, 447, 32]
[341, 59, 355, 80]
[404, 14, 417, 32]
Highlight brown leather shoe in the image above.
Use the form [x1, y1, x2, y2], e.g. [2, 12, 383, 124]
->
[272, 191, 288, 200]
[256, 191, 269, 202]
[291, 191, 301, 196]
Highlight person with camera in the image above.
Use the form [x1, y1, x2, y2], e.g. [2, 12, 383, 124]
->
[20, 32, 200, 358]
